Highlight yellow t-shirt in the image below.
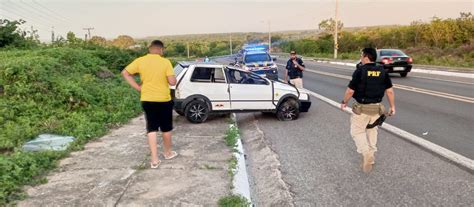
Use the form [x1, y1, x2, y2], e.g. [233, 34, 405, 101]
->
[125, 54, 175, 102]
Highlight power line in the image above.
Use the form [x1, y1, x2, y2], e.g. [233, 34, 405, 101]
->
[31, 0, 73, 23]
[7, 0, 60, 26]
[0, 5, 51, 30]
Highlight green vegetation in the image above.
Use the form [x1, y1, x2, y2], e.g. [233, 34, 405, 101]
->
[218, 195, 251, 207]
[0, 18, 149, 204]
[0, 47, 145, 204]
[225, 125, 240, 148]
[219, 121, 249, 206]
[279, 13, 474, 68]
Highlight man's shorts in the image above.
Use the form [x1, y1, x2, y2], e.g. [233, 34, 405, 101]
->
[141, 101, 174, 133]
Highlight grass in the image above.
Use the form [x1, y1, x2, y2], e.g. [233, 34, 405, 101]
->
[218, 119, 250, 206]
[224, 125, 239, 148]
[218, 195, 251, 207]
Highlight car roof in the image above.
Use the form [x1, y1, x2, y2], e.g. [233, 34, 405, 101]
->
[178, 61, 220, 68]
[377, 49, 403, 51]
[244, 51, 269, 55]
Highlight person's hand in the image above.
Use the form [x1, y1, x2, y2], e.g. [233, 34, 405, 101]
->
[389, 107, 396, 116]
[135, 85, 141, 92]
[292, 60, 298, 65]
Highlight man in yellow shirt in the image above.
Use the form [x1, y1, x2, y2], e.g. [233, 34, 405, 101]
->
[121, 40, 177, 169]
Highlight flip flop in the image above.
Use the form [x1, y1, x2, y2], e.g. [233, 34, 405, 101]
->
[150, 160, 162, 169]
[164, 151, 178, 160]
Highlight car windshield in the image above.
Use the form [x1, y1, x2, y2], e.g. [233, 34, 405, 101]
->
[244, 53, 271, 63]
[379, 50, 406, 57]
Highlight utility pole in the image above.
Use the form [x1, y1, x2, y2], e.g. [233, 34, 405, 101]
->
[230, 34, 233, 55]
[187, 42, 190, 59]
[83, 27, 94, 41]
[334, 0, 339, 59]
[51, 26, 55, 43]
[268, 20, 272, 53]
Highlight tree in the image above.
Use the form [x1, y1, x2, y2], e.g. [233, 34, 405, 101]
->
[0, 19, 31, 47]
[318, 18, 344, 35]
[89, 36, 107, 46]
[111, 35, 135, 49]
[66, 31, 81, 44]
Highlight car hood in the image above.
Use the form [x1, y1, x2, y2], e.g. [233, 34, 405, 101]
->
[272, 81, 304, 93]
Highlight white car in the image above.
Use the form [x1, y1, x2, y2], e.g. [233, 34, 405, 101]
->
[171, 62, 312, 123]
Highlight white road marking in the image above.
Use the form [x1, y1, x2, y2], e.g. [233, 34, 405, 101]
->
[305, 90, 474, 171]
[279, 61, 474, 85]
[276, 63, 474, 104]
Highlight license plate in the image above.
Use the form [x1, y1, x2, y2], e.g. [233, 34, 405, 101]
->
[393, 67, 405, 71]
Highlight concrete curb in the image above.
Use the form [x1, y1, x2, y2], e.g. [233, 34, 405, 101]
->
[230, 113, 253, 205]
[305, 90, 474, 172]
[312, 60, 474, 79]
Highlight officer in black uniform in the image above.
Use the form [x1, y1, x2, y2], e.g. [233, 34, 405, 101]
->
[340, 47, 396, 173]
[285, 50, 305, 88]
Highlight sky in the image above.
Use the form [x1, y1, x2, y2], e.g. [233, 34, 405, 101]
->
[0, 0, 472, 41]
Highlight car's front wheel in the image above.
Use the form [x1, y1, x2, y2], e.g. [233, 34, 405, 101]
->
[400, 72, 408, 77]
[185, 100, 209, 123]
[277, 99, 300, 121]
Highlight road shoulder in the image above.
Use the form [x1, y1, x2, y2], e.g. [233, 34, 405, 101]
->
[237, 113, 294, 206]
[18, 115, 233, 206]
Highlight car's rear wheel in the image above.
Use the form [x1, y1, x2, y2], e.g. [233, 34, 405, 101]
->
[185, 100, 209, 123]
[400, 72, 408, 77]
[277, 99, 300, 121]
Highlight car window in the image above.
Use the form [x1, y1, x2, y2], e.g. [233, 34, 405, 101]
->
[227, 69, 268, 85]
[213, 68, 226, 83]
[174, 65, 185, 76]
[191, 67, 226, 83]
[244, 53, 271, 63]
[379, 50, 406, 57]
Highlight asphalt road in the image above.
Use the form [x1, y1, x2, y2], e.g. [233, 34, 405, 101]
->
[237, 100, 473, 206]
[218, 56, 474, 159]
[215, 56, 474, 205]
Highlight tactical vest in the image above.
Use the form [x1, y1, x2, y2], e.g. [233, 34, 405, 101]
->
[356, 64, 386, 104]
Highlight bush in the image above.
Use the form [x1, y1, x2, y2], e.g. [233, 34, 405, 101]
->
[0, 47, 144, 204]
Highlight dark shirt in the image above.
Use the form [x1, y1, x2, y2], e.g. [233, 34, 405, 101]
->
[286, 58, 305, 79]
[348, 63, 393, 104]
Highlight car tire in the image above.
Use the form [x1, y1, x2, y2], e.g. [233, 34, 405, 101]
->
[276, 99, 300, 121]
[185, 100, 209, 123]
[400, 72, 408, 77]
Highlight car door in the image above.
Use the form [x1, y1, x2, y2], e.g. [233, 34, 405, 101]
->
[180, 66, 231, 110]
[226, 68, 274, 110]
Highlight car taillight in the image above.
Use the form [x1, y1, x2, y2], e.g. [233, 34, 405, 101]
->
[382, 58, 392, 64]
[407, 57, 413, 64]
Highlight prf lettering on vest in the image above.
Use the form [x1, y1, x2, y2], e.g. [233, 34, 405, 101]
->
[368, 71, 381, 77]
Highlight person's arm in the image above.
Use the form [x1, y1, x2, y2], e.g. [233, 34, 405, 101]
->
[121, 70, 141, 91]
[340, 88, 354, 110]
[386, 87, 396, 116]
[167, 76, 177, 86]
[341, 68, 360, 110]
[165, 60, 177, 86]
[285, 60, 290, 82]
[294, 59, 305, 71]
[384, 71, 395, 116]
